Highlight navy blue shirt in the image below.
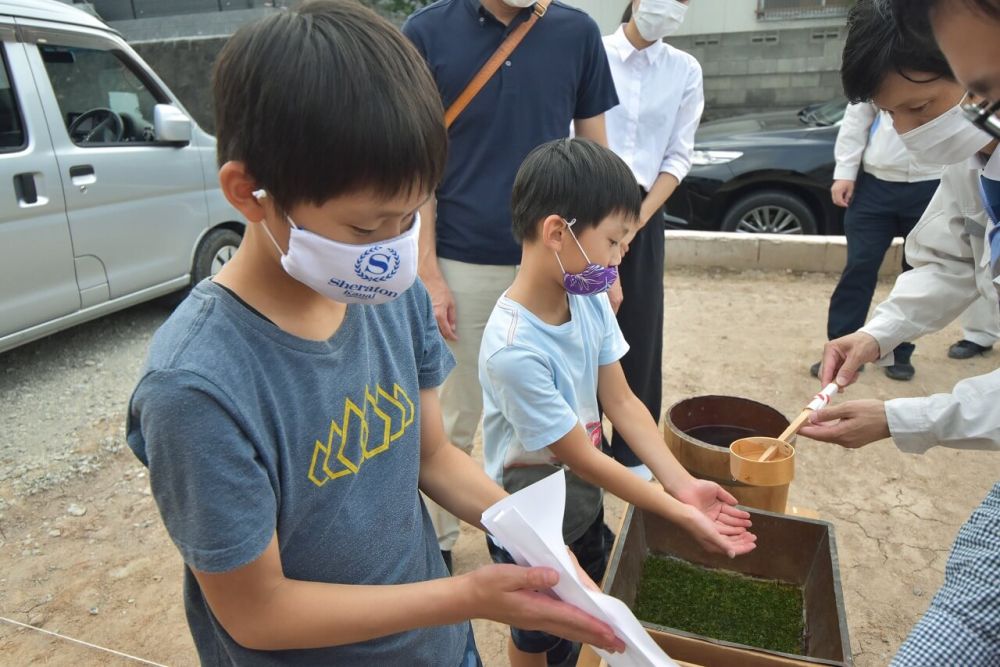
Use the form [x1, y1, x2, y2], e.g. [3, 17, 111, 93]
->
[403, 0, 618, 265]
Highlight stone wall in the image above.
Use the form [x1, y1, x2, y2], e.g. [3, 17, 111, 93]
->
[668, 25, 847, 116]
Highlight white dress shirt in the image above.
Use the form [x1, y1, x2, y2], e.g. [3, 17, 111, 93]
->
[834, 102, 942, 183]
[859, 154, 1000, 451]
[603, 26, 704, 190]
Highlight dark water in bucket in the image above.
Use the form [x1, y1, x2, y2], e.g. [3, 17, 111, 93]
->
[685, 424, 760, 448]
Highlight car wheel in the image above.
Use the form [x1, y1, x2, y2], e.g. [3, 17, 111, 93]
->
[193, 228, 242, 286]
[720, 191, 818, 235]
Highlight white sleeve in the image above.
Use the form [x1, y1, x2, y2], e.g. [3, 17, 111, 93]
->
[833, 102, 876, 181]
[885, 368, 1000, 452]
[658, 57, 704, 182]
[860, 175, 982, 360]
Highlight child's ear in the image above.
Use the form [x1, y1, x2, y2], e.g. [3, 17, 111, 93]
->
[219, 161, 268, 223]
[540, 215, 568, 252]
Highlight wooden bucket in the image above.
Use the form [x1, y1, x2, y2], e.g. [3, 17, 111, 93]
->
[664, 396, 794, 513]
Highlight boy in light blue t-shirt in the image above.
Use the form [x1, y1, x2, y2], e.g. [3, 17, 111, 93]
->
[480, 138, 758, 667]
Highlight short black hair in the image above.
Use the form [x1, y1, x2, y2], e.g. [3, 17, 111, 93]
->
[894, 0, 1000, 39]
[510, 138, 641, 243]
[841, 0, 955, 103]
[213, 0, 446, 212]
[622, 1, 632, 23]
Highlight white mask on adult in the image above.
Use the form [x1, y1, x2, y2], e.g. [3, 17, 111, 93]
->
[502, 0, 536, 8]
[899, 97, 994, 166]
[634, 0, 688, 42]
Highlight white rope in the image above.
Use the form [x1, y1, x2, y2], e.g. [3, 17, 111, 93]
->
[0, 615, 169, 666]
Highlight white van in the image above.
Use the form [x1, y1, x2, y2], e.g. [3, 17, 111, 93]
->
[0, 0, 243, 354]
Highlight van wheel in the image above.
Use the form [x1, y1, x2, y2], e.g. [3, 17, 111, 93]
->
[720, 191, 817, 235]
[193, 229, 242, 286]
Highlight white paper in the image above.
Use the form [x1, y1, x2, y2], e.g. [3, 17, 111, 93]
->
[806, 382, 840, 411]
[482, 470, 678, 667]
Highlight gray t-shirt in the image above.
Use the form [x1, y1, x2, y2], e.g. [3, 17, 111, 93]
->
[127, 280, 466, 665]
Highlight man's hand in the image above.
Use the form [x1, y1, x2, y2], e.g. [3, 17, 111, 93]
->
[608, 277, 624, 313]
[421, 268, 458, 341]
[798, 399, 890, 448]
[460, 564, 625, 654]
[674, 479, 756, 558]
[831, 179, 856, 208]
[819, 331, 882, 387]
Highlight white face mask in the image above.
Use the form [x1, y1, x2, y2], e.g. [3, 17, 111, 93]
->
[502, 0, 536, 7]
[634, 0, 688, 42]
[254, 190, 419, 305]
[899, 99, 994, 166]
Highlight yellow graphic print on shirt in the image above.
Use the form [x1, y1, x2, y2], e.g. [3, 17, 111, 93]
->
[308, 383, 415, 487]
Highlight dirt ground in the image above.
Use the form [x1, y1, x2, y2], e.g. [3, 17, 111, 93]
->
[0, 267, 996, 666]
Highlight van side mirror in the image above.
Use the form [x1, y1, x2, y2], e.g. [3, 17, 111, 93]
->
[154, 104, 192, 144]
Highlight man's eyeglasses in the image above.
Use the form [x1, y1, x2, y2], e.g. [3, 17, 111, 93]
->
[963, 98, 1000, 140]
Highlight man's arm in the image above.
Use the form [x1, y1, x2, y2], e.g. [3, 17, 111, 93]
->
[573, 114, 608, 148]
[800, 369, 1000, 451]
[831, 102, 876, 207]
[417, 197, 458, 341]
[819, 169, 985, 386]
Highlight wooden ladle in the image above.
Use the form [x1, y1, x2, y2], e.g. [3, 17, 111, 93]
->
[757, 382, 840, 462]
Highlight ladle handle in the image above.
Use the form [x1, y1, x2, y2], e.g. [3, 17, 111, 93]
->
[779, 409, 813, 442]
[758, 383, 840, 462]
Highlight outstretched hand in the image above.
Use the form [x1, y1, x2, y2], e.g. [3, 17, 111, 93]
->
[798, 399, 890, 448]
[674, 479, 757, 558]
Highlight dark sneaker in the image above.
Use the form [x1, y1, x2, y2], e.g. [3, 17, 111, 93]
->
[884, 362, 915, 381]
[441, 549, 453, 575]
[948, 339, 993, 359]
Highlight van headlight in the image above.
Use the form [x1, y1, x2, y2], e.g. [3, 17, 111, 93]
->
[691, 150, 743, 166]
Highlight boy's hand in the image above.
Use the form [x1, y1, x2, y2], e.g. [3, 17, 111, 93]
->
[461, 564, 625, 654]
[675, 479, 756, 559]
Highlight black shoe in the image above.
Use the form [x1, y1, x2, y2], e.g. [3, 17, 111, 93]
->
[811, 361, 864, 378]
[884, 362, 915, 381]
[948, 339, 993, 359]
[440, 549, 453, 575]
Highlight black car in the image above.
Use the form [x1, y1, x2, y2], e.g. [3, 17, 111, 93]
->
[665, 99, 847, 235]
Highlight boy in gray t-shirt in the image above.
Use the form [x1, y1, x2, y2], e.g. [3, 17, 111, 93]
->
[126, 2, 626, 664]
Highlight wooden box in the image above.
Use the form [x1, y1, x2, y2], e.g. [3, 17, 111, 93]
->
[582, 505, 851, 667]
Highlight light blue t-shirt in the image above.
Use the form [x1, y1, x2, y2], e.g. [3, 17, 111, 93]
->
[127, 280, 467, 666]
[479, 292, 629, 487]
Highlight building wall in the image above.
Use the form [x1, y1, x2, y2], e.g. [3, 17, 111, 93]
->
[563, 0, 846, 36]
[671, 25, 846, 114]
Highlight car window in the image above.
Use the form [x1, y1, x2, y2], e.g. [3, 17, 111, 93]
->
[0, 47, 25, 151]
[39, 44, 164, 146]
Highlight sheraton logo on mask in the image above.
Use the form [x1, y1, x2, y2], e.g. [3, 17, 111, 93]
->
[354, 246, 401, 282]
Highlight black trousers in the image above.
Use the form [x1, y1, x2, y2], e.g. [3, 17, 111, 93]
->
[602, 196, 665, 467]
[826, 172, 939, 363]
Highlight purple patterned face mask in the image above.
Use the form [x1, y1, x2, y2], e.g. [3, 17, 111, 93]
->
[554, 218, 619, 296]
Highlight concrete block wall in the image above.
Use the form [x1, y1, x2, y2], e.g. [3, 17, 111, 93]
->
[669, 25, 847, 115]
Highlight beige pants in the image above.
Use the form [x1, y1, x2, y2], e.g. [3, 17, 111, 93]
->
[426, 257, 517, 552]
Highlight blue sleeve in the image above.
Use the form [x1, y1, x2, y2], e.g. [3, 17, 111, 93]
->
[402, 14, 427, 60]
[127, 370, 276, 574]
[574, 14, 619, 120]
[484, 347, 579, 451]
[416, 282, 456, 389]
[598, 295, 629, 366]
